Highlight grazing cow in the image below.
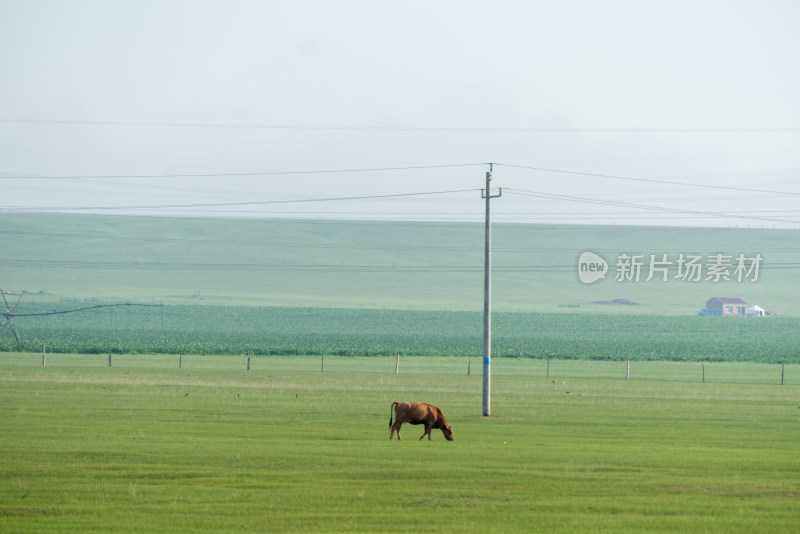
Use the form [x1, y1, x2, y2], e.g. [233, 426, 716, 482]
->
[389, 401, 454, 441]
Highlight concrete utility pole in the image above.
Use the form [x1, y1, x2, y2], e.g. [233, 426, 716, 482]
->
[482, 163, 501, 416]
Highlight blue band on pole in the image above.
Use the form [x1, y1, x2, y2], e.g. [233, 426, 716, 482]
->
[484, 357, 491, 365]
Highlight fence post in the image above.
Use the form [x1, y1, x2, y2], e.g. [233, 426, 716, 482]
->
[702, 362, 705, 383]
[179, 350, 182, 369]
[42, 345, 46, 366]
[546, 358, 550, 377]
[246, 355, 250, 371]
[395, 352, 399, 375]
[321, 354, 325, 373]
[781, 363, 785, 385]
[626, 360, 630, 380]
[108, 352, 112, 367]
[467, 357, 471, 376]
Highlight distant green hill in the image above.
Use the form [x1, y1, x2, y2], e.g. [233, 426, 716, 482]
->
[1, 213, 797, 316]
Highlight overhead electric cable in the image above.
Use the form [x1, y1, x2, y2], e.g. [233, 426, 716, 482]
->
[0, 163, 486, 180]
[505, 188, 800, 225]
[3, 161, 798, 201]
[2, 118, 800, 133]
[3, 258, 798, 274]
[496, 163, 800, 197]
[4, 188, 479, 212]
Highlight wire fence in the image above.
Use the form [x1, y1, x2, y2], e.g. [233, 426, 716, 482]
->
[2, 351, 798, 387]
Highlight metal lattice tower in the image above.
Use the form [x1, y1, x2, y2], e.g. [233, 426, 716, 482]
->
[0, 289, 25, 343]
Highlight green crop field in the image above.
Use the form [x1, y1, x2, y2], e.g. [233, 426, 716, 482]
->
[1, 355, 798, 533]
[4, 304, 800, 363]
[3, 213, 799, 366]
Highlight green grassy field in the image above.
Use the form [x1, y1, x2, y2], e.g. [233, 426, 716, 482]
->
[2, 213, 798, 314]
[1, 355, 798, 533]
[4, 215, 798, 531]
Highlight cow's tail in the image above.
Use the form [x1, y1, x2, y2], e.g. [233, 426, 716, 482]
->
[389, 401, 398, 428]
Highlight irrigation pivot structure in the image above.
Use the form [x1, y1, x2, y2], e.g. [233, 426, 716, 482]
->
[0, 289, 25, 343]
[0, 289, 162, 344]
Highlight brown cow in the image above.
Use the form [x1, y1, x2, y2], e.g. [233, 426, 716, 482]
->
[389, 401, 454, 441]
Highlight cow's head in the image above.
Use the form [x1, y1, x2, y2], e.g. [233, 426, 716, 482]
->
[442, 425, 454, 441]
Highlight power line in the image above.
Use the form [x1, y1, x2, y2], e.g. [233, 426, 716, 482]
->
[0, 163, 486, 180]
[2, 229, 485, 252]
[7, 227, 800, 252]
[497, 163, 800, 198]
[4, 189, 479, 212]
[4, 187, 799, 225]
[0, 258, 568, 273]
[504, 188, 800, 225]
[2, 118, 800, 133]
[3, 258, 799, 274]
[4, 160, 798, 201]
[2, 157, 799, 225]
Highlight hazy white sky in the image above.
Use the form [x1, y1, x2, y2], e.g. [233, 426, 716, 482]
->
[2, 0, 799, 226]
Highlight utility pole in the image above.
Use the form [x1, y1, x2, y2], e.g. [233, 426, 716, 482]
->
[482, 163, 501, 416]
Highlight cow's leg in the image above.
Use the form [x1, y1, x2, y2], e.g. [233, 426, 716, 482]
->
[390, 422, 402, 440]
[420, 424, 432, 441]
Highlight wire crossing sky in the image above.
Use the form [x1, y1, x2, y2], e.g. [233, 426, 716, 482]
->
[1, 1, 799, 227]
